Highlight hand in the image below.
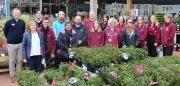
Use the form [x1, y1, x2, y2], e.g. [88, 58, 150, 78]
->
[154, 43, 158, 47]
[68, 48, 72, 52]
[123, 45, 126, 48]
[57, 50, 61, 54]
[23, 59, 27, 63]
[78, 40, 82, 45]
[144, 42, 147, 46]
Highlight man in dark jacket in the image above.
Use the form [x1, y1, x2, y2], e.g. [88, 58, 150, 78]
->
[72, 16, 88, 47]
[3, 8, 25, 83]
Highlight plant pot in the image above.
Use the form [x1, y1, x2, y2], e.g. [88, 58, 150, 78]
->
[158, 51, 163, 57]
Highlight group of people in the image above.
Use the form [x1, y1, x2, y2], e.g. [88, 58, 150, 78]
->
[3, 8, 176, 83]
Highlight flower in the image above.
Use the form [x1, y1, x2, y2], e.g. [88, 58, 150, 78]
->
[110, 71, 120, 78]
[51, 80, 56, 86]
[83, 72, 89, 81]
[135, 65, 143, 74]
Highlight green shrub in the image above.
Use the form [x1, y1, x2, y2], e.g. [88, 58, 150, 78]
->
[100, 56, 180, 86]
[16, 69, 47, 86]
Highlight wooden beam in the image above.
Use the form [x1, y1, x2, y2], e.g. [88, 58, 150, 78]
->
[90, 0, 97, 17]
[127, 0, 132, 10]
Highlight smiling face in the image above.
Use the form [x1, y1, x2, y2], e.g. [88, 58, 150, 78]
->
[35, 11, 42, 19]
[59, 11, 65, 20]
[150, 15, 157, 23]
[93, 21, 99, 30]
[164, 15, 171, 23]
[65, 23, 72, 31]
[74, 16, 82, 25]
[42, 19, 49, 28]
[127, 19, 133, 27]
[12, 8, 21, 20]
[30, 22, 37, 31]
[119, 16, 124, 23]
[137, 16, 143, 24]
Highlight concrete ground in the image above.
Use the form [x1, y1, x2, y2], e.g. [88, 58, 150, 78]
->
[0, 51, 179, 86]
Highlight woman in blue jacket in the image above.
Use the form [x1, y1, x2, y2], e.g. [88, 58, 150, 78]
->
[22, 20, 45, 73]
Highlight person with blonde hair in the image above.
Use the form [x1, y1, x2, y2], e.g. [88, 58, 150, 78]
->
[104, 17, 120, 47]
[147, 15, 161, 57]
[22, 20, 45, 73]
[3, 8, 25, 83]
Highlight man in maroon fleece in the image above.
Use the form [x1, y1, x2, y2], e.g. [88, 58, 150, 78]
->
[84, 11, 96, 32]
[161, 15, 176, 56]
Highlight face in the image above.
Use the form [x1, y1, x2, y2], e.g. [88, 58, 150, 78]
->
[12, 9, 21, 19]
[164, 16, 171, 23]
[59, 11, 65, 20]
[75, 16, 81, 24]
[89, 12, 95, 20]
[127, 19, 133, 27]
[137, 17, 143, 24]
[43, 20, 49, 28]
[110, 20, 116, 27]
[93, 21, 99, 30]
[150, 15, 157, 23]
[103, 15, 108, 22]
[130, 10, 136, 17]
[65, 23, 72, 31]
[35, 11, 42, 19]
[119, 16, 124, 23]
[30, 22, 37, 31]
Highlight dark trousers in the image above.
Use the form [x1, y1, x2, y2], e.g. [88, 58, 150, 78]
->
[163, 46, 174, 56]
[27, 55, 42, 73]
[45, 54, 51, 68]
[147, 35, 157, 57]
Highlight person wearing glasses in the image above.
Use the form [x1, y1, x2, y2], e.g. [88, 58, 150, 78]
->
[121, 19, 139, 48]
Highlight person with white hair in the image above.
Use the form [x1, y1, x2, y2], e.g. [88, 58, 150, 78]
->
[104, 17, 121, 47]
[84, 11, 96, 32]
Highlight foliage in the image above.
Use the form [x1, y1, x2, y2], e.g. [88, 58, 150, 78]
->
[100, 56, 180, 86]
[20, 14, 32, 30]
[44, 63, 104, 86]
[16, 69, 47, 86]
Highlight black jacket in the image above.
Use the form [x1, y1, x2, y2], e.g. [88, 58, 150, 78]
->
[57, 29, 76, 58]
[3, 18, 25, 44]
[121, 28, 140, 47]
[72, 24, 88, 47]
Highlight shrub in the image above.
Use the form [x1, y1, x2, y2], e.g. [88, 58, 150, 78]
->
[100, 56, 180, 86]
[16, 69, 47, 86]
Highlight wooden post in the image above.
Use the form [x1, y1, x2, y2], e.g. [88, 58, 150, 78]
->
[127, 0, 132, 10]
[90, 0, 97, 17]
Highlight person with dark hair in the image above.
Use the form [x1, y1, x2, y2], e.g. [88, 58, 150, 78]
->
[116, 16, 126, 32]
[72, 16, 88, 47]
[56, 22, 76, 65]
[22, 20, 45, 73]
[129, 9, 138, 24]
[88, 20, 104, 48]
[147, 15, 161, 57]
[135, 16, 147, 48]
[39, 17, 56, 68]
[101, 15, 109, 31]
[162, 15, 176, 56]
[34, 10, 43, 28]
[121, 19, 139, 48]
[3, 8, 25, 83]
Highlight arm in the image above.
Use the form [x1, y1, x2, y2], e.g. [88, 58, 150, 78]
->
[57, 33, 69, 50]
[82, 26, 88, 43]
[22, 33, 27, 59]
[3, 21, 9, 38]
[87, 32, 92, 47]
[168, 24, 176, 41]
[155, 27, 161, 45]
[121, 30, 126, 47]
[135, 30, 140, 47]
[101, 32, 105, 47]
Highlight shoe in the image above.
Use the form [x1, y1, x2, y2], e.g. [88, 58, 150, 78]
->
[11, 77, 15, 83]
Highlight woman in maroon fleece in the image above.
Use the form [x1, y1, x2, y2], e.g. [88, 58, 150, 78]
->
[147, 15, 161, 57]
[162, 15, 176, 56]
[116, 16, 126, 32]
[135, 16, 147, 48]
[88, 20, 104, 48]
[104, 18, 120, 47]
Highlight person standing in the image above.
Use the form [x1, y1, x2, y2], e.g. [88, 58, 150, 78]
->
[104, 18, 120, 47]
[135, 16, 147, 48]
[147, 15, 161, 57]
[88, 20, 104, 48]
[72, 16, 88, 47]
[3, 8, 25, 83]
[34, 10, 43, 28]
[84, 11, 96, 32]
[121, 19, 139, 48]
[100, 15, 109, 31]
[56, 22, 76, 64]
[129, 9, 138, 24]
[53, 11, 66, 36]
[162, 15, 176, 56]
[22, 20, 45, 73]
[116, 16, 126, 32]
[39, 17, 56, 68]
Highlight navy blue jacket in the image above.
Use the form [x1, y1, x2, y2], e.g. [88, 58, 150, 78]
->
[22, 31, 45, 59]
[3, 18, 25, 44]
[121, 28, 140, 47]
[72, 24, 88, 47]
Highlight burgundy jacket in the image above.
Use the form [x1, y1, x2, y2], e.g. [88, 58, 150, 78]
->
[116, 22, 126, 32]
[135, 24, 147, 46]
[104, 27, 120, 47]
[83, 19, 94, 32]
[147, 23, 161, 45]
[39, 26, 56, 55]
[161, 22, 176, 46]
[88, 29, 104, 48]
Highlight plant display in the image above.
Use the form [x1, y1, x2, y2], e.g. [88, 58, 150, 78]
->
[100, 56, 180, 86]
